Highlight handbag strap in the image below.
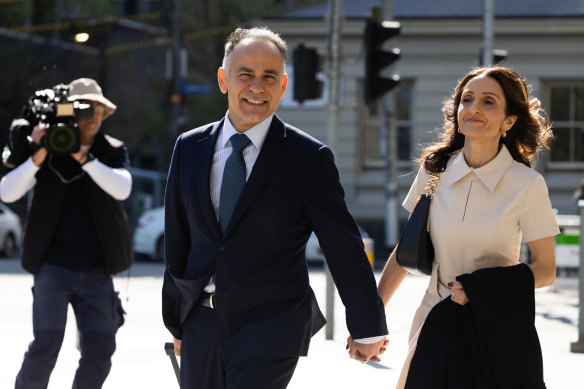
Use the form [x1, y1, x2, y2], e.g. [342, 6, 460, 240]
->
[417, 172, 440, 203]
[424, 173, 440, 197]
[417, 172, 440, 232]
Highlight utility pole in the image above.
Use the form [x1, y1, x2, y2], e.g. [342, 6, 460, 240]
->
[165, 0, 182, 171]
[170, 0, 182, 133]
[481, 0, 494, 65]
[324, 0, 342, 340]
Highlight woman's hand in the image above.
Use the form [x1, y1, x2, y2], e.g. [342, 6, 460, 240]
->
[448, 281, 469, 305]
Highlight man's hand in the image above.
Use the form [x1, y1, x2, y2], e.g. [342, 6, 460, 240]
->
[347, 336, 389, 363]
[31, 123, 47, 146]
[71, 149, 88, 165]
[173, 337, 181, 357]
[31, 123, 48, 166]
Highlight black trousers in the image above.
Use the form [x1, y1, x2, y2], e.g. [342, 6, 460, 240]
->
[181, 305, 299, 389]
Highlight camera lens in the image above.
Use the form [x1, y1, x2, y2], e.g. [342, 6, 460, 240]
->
[46, 124, 80, 155]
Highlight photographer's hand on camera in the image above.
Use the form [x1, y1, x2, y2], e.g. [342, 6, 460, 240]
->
[31, 123, 48, 166]
[72, 148, 88, 165]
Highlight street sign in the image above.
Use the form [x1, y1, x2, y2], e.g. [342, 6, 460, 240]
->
[180, 83, 210, 95]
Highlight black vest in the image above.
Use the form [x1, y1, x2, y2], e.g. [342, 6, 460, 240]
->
[21, 132, 133, 275]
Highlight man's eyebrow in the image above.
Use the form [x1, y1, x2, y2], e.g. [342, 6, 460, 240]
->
[235, 67, 280, 76]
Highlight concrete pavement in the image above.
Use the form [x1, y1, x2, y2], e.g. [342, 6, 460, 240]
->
[1, 258, 582, 388]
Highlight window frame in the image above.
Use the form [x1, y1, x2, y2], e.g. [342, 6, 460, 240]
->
[362, 79, 414, 169]
[545, 81, 584, 169]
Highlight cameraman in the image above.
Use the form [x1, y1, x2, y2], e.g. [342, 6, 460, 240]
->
[0, 78, 133, 389]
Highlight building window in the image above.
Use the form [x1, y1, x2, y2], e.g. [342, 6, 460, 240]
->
[363, 80, 413, 167]
[546, 82, 584, 164]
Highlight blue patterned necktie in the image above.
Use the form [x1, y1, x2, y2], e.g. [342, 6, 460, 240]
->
[219, 133, 251, 235]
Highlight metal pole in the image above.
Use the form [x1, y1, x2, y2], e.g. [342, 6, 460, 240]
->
[380, 0, 398, 248]
[164, 0, 182, 172]
[172, 0, 182, 109]
[570, 199, 584, 353]
[481, 0, 494, 65]
[324, 0, 342, 340]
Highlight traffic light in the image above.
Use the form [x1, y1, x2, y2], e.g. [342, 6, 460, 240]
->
[364, 19, 401, 104]
[479, 49, 509, 65]
[492, 49, 508, 64]
[293, 43, 324, 104]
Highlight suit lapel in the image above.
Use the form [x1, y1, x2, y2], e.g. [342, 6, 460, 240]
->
[197, 119, 223, 241]
[222, 116, 288, 236]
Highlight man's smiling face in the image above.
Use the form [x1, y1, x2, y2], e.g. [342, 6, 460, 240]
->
[217, 38, 287, 132]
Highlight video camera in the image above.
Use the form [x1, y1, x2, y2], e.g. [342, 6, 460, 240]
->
[22, 84, 94, 155]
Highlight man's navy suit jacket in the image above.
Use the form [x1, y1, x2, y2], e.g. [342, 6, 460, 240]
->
[162, 115, 388, 364]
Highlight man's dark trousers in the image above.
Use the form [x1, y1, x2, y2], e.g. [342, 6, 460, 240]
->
[15, 263, 124, 389]
[181, 305, 299, 389]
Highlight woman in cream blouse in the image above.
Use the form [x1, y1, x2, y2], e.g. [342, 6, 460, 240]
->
[377, 65, 559, 388]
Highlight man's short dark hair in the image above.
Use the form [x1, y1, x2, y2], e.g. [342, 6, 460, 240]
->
[223, 27, 288, 69]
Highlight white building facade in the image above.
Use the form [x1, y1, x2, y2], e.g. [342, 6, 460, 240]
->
[261, 0, 584, 254]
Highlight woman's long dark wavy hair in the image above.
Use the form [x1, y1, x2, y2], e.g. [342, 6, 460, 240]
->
[419, 66, 553, 173]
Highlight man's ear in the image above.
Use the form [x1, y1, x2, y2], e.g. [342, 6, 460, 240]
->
[217, 68, 228, 94]
[279, 73, 288, 99]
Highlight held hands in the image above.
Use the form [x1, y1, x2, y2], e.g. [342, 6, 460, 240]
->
[448, 281, 470, 305]
[346, 336, 389, 364]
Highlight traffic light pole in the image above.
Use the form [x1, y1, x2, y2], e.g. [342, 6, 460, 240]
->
[380, 0, 399, 248]
[324, 0, 342, 341]
[481, 0, 494, 66]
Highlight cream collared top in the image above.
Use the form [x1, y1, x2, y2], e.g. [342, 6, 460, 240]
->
[396, 145, 559, 389]
[403, 145, 560, 304]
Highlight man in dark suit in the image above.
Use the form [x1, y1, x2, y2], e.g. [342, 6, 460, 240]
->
[162, 27, 388, 389]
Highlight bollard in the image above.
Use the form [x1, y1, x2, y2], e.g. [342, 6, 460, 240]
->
[325, 263, 335, 340]
[570, 200, 584, 353]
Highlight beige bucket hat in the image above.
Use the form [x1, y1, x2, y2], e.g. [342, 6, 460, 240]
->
[67, 78, 117, 120]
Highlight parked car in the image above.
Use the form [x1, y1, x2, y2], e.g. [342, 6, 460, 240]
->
[0, 202, 23, 257]
[133, 206, 165, 260]
[305, 227, 375, 265]
[133, 205, 375, 264]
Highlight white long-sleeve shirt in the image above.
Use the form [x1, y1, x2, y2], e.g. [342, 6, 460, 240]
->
[0, 149, 132, 203]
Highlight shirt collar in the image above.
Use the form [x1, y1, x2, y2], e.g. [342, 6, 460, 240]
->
[220, 112, 273, 151]
[447, 145, 514, 192]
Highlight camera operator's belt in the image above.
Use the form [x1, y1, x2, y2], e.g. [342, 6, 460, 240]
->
[197, 293, 215, 309]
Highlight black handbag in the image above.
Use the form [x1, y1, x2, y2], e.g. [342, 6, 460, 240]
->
[396, 173, 440, 276]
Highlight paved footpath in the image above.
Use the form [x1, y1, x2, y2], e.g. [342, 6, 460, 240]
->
[1, 258, 582, 388]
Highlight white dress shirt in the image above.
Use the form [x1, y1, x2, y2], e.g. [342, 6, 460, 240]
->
[203, 112, 273, 293]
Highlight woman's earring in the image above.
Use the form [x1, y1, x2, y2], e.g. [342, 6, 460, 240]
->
[501, 130, 507, 138]
[457, 128, 462, 134]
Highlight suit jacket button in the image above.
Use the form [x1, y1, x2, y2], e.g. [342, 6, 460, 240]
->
[219, 244, 226, 251]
